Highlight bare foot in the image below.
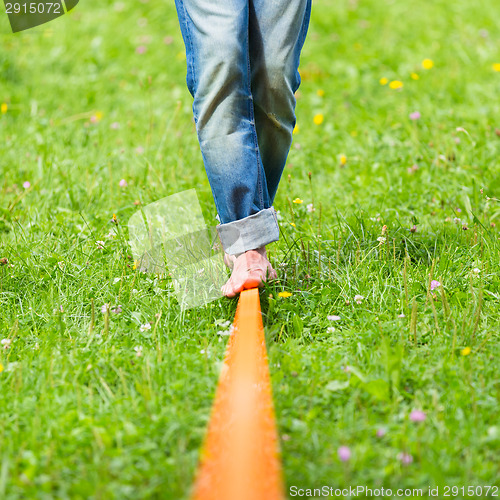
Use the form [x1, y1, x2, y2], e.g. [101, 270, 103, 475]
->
[223, 252, 236, 270]
[221, 247, 278, 298]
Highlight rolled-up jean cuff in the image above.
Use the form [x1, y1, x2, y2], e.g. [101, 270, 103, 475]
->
[216, 207, 280, 256]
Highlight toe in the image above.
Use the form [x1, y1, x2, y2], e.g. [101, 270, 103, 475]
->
[242, 275, 262, 290]
[222, 280, 237, 298]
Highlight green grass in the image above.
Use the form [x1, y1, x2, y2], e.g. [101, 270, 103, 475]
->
[1, 0, 500, 497]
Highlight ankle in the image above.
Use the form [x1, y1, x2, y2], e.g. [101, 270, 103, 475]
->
[253, 246, 267, 256]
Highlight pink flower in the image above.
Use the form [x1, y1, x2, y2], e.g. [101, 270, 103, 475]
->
[376, 428, 386, 437]
[337, 446, 351, 462]
[136, 45, 147, 54]
[163, 36, 173, 45]
[409, 111, 421, 120]
[398, 452, 413, 465]
[410, 409, 426, 422]
[119, 179, 128, 187]
[23, 181, 31, 189]
[110, 122, 120, 129]
[430, 280, 441, 290]
[135, 146, 144, 154]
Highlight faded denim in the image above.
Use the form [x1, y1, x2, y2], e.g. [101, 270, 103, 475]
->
[174, 0, 311, 255]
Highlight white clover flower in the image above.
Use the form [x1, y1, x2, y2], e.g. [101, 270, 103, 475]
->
[96, 240, 105, 249]
[134, 346, 143, 357]
[377, 236, 386, 244]
[327, 315, 341, 321]
[354, 294, 364, 304]
[307, 203, 315, 213]
[1, 338, 12, 349]
[139, 323, 151, 332]
[327, 326, 336, 333]
[472, 268, 480, 275]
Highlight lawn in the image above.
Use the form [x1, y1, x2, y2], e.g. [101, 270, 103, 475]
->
[1, 0, 499, 498]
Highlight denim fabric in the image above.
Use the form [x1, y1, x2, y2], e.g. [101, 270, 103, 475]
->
[174, 0, 311, 255]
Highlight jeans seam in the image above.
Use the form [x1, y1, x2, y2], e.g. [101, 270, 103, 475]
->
[180, 0, 197, 119]
[246, 17, 264, 211]
[298, 0, 312, 51]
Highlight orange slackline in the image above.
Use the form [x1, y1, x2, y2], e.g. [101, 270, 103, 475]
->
[191, 288, 284, 500]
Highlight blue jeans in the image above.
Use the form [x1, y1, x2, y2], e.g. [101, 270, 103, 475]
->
[174, 0, 311, 255]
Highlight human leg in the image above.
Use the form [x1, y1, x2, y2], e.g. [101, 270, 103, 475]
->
[174, 0, 280, 258]
[248, 0, 312, 203]
[219, 0, 311, 297]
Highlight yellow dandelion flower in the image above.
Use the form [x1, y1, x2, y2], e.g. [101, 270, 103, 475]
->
[293, 123, 299, 134]
[292, 198, 303, 204]
[461, 346, 471, 356]
[313, 113, 324, 125]
[379, 77, 388, 85]
[1, 103, 8, 114]
[94, 111, 103, 121]
[133, 260, 138, 270]
[278, 291, 292, 298]
[0, 363, 3, 373]
[317, 89, 325, 97]
[492, 63, 500, 72]
[389, 80, 403, 89]
[340, 154, 347, 165]
[410, 72, 420, 80]
[289, 222, 296, 227]
[422, 58, 434, 69]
